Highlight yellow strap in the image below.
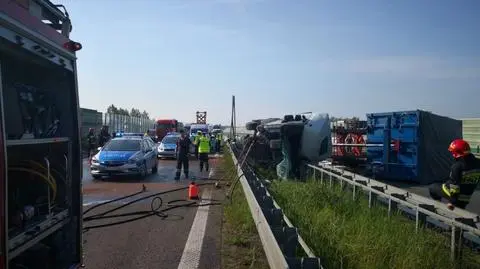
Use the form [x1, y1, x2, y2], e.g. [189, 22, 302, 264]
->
[442, 183, 451, 197]
[442, 183, 460, 197]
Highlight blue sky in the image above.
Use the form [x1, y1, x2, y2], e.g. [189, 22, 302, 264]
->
[58, 0, 480, 125]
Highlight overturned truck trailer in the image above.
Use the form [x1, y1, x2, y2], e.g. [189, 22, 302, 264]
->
[244, 113, 331, 180]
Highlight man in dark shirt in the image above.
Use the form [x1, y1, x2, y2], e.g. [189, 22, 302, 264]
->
[175, 129, 191, 180]
[97, 125, 111, 147]
[429, 139, 480, 210]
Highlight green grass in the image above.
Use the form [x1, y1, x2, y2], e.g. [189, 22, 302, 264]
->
[266, 178, 480, 269]
[220, 149, 269, 269]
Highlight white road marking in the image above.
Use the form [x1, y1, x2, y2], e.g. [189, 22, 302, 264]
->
[177, 187, 213, 269]
[208, 168, 215, 179]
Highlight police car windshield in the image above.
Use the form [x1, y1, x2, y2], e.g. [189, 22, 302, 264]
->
[162, 136, 178, 144]
[103, 139, 141, 151]
[191, 128, 208, 134]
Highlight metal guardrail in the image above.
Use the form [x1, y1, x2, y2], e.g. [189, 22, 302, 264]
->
[228, 142, 323, 269]
[306, 162, 480, 260]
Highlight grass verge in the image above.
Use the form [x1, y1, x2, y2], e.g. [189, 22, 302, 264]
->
[220, 149, 269, 269]
[266, 177, 480, 269]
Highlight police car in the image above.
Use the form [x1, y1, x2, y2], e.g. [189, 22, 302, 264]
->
[157, 132, 181, 159]
[90, 133, 158, 179]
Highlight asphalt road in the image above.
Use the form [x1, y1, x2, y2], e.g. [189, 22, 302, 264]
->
[81, 155, 225, 269]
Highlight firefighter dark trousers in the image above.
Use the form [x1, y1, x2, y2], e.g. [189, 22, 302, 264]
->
[428, 183, 469, 209]
[175, 156, 189, 179]
[199, 153, 209, 172]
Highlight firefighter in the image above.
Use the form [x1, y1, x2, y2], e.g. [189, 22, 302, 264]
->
[87, 128, 96, 159]
[198, 131, 211, 172]
[429, 139, 480, 210]
[194, 130, 202, 160]
[175, 129, 191, 180]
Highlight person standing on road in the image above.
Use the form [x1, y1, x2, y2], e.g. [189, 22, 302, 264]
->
[98, 125, 111, 147]
[87, 128, 96, 159]
[429, 139, 480, 210]
[194, 130, 202, 160]
[175, 129, 191, 180]
[215, 132, 223, 153]
[198, 131, 211, 172]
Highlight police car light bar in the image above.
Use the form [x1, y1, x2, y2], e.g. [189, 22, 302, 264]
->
[122, 133, 144, 137]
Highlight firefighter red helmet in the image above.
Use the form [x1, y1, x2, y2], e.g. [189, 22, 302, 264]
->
[448, 139, 470, 159]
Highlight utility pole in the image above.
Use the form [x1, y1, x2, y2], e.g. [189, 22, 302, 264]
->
[230, 95, 236, 141]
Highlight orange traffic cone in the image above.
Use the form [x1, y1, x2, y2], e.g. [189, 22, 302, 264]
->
[188, 182, 199, 200]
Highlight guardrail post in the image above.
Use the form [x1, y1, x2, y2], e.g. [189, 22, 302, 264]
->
[262, 208, 284, 227]
[415, 204, 435, 231]
[451, 226, 457, 261]
[261, 195, 274, 209]
[369, 186, 384, 208]
[352, 181, 356, 200]
[388, 193, 405, 216]
[272, 227, 299, 258]
[287, 258, 323, 269]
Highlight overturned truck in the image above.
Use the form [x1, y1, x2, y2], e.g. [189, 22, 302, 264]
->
[243, 113, 331, 180]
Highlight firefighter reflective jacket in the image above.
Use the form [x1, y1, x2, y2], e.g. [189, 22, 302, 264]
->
[443, 153, 480, 204]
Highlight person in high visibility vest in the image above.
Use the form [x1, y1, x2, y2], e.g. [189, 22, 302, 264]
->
[429, 139, 480, 210]
[198, 131, 211, 172]
[194, 130, 202, 160]
[215, 132, 223, 153]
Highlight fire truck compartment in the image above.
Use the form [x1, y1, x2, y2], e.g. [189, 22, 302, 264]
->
[1, 10, 82, 269]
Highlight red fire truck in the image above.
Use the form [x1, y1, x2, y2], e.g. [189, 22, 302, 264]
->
[155, 119, 179, 141]
[1, 1, 83, 268]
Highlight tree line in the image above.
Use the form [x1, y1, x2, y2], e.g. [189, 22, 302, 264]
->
[106, 104, 151, 119]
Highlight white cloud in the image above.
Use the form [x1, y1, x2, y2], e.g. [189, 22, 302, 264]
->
[339, 56, 480, 79]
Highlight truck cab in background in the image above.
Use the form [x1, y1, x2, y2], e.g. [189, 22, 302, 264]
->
[155, 119, 178, 142]
[0, 1, 83, 268]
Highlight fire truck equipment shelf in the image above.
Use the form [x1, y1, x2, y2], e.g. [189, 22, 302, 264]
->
[8, 210, 69, 260]
[6, 137, 69, 146]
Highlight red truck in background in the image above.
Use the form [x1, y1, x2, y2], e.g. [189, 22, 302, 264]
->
[155, 119, 179, 142]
